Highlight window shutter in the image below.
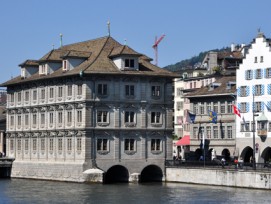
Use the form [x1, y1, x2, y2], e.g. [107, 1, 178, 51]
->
[254, 70, 257, 79]
[261, 69, 263, 78]
[246, 102, 249, 113]
[268, 101, 271, 112]
[245, 70, 248, 80]
[264, 68, 267, 78]
[261, 102, 264, 112]
[252, 85, 255, 95]
[237, 103, 241, 110]
[268, 84, 271, 95]
[237, 87, 241, 97]
[246, 86, 250, 96]
[261, 84, 265, 95]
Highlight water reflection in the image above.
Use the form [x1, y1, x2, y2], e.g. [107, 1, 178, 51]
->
[0, 179, 270, 204]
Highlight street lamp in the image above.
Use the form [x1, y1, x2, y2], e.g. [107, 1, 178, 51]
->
[252, 94, 256, 170]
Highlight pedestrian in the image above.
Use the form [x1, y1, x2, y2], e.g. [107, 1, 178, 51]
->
[221, 158, 225, 168]
[234, 158, 238, 170]
[199, 155, 203, 161]
[239, 157, 243, 169]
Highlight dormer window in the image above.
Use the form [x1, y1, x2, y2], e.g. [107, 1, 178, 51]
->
[125, 59, 135, 68]
[63, 60, 69, 71]
[39, 64, 47, 75]
[21, 68, 26, 78]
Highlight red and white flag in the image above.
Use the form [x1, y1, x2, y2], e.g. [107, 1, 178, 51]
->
[233, 104, 241, 118]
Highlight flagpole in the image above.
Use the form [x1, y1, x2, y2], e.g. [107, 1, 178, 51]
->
[252, 94, 256, 170]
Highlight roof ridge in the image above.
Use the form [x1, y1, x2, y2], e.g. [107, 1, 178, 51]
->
[81, 36, 111, 72]
[61, 36, 109, 49]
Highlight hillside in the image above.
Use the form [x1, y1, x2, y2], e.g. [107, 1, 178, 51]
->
[164, 47, 230, 71]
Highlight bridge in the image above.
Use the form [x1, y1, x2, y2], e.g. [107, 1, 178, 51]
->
[0, 158, 14, 178]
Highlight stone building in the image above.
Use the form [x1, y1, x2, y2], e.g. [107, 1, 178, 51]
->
[0, 36, 176, 182]
[185, 75, 237, 161]
[236, 32, 271, 164]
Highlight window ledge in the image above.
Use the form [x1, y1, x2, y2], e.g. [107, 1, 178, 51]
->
[97, 122, 109, 127]
[97, 150, 109, 155]
[151, 150, 162, 155]
[125, 122, 136, 127]
[151, 123, 162, 127]
[125, 150, 136, 155]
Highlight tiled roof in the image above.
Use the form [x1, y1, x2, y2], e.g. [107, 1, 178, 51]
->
[18, 60, 39, 67]
[1, 36, 177, 86]
[185, 75, 236, 98]
[60, 50, 92, 59]
[217, 51, 242, 59]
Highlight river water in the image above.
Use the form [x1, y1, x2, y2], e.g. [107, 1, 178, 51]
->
[0, 179, 270, 203]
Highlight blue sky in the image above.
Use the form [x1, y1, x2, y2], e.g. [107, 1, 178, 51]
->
[1, 0, 271, 83]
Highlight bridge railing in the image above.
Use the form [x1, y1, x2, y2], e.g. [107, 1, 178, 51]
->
[165, 160, 271, 172]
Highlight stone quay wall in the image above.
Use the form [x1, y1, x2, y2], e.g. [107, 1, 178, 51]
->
[166, 168, 271, 190]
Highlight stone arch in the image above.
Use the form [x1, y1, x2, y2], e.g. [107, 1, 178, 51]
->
[221, 149, 230, 161]
[261, 147, 271, 163]
[104, 165, 129, 184]
[140, 165, 163, 182]
[240, 146, 253, 163]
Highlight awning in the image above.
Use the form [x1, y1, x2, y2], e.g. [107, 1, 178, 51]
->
[176, 135, 190, 146]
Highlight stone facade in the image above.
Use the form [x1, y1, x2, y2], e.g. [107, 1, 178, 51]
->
[1, 36, 176, 182]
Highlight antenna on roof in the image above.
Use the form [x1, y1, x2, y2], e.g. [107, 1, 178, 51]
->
[107, 20, 111, 36]
[52, 44, 55, 50]
[124, 39, 127, 45]
[60, 33, 63, 47]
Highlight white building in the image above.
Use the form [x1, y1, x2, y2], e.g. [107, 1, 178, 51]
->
[236, 32, 271, 164]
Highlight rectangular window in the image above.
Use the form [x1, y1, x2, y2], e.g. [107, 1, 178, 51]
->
[220, 102, 226, 114]
[25, 91, 29, 101]
[33, 114, 37, 125]
[58, 112, 63, 124]
[67, 111, 72, 123]
[33, 90, 37, 100]
[18, 92, 21, 102]
[176, 88, 183, 96]
[240, 103, 247, 113]
[63, 60, 68, 70]
[213, 102, 218, 113]
[193, 104, 198, 115]
[151, 86, 160, 97]
[266, 68, 271, 78]
[25, 115, 29, 126]
[10, 116, 14, 126]
[255, 85, 262, 96]
[17, 115, 21, 126]
[199, 102, 204, 114]
[49, 138, 54, 151]
[10, 93, 14, 102]
[151, 112, 161, 124]
[177, 102, 183, 111]
[41, 89, 45, 99]
[151, 139, 161, 151]
[58, 87, 63, 97]
[221, 126, 225, 139]
[125, 59, 135, 68]
[125, 139, 135, 151]
[193, 127, 197, 139]
[77, 84, 82, 95]
[67, 138, 72, 151]
[227, 101, 233, 113]
[240, 86, 247, 97]
[40, 113, 45, 125]
[17, 139, 21, 151]
[41, 138, 45, 151]
[227, 126, 232, 138]
[256, 69, 261, 79]
[206, 102, 211, 112]
[10, 139, 14, 151]
[77, 110, 82, 123]
[67, 85, 72, 96]
[25, 139, 29, 151]
[49, 112, 54, 124]
[213, 126, 218, 139]
[97, 111, 108, 123]
[260, 56, 263, 63]
[255, 102, 262, 112]
[125, 85, 135, 97]
[77, 138, 82, 151]
[97, 139, 108, 151]
[254, 56, 257, 63]
[125, 111, 135, 123]
[268, 122, 271, 132]
[33, 139, 37, 151]
[98, 84, 107, 95]
[206, 126, 211, 139]
[246, 70, 253, 80]
[49, 88, 54, 98]
[58, 138, 62, 151]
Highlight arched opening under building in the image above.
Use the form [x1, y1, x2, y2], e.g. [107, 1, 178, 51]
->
[240, 146, 253, 163]
[261, 147, 271, 163]
[221, 149, 230, 161]
[104, 165, 129, 184]
[140, 165, 163, 182]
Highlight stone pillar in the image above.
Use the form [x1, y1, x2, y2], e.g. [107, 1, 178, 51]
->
[129, 173, 141, 183]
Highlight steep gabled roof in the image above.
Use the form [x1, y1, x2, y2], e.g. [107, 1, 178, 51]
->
[1, 36, 177, 86]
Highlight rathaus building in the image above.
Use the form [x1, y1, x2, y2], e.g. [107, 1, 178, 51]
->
[1, 36, 176, 182]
